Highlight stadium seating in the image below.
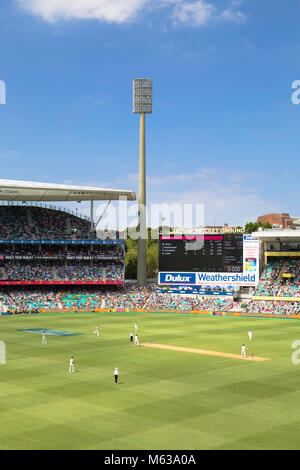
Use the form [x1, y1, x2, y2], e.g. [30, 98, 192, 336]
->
[0, 287, 233, 313]
[55, 265, 105, 282]
[253, 259, 284, 297]
[145, 292, 232, 312]
[0, 284, 298, 315]
[1, 262, 124, 282]
[59, 291, 103, 310]
[245, 300, 300, 316]
[277, 259, 300, 297]
[4, 263, 54, 281]
[0, 205, 124, 285]
[0, 205, 95, 240]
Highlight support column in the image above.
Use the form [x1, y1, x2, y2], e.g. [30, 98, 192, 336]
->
[90, 200, 94, 231]
[137, 112, 147, 286]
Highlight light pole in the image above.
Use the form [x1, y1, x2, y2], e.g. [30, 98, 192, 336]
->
[133, 78, 152, 286]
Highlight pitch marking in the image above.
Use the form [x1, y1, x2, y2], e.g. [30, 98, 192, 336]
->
[141, 343, 270, 362]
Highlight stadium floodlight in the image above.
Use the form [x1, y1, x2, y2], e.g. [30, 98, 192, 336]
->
[133, 79, 152, 114]
[133, 79, 152, 286]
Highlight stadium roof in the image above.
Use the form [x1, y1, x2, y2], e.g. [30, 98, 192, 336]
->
[252, 229, 300, 241]
[0, 179, 136, 202]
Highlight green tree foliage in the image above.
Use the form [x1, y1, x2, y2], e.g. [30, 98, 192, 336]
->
[125, 236, 138, 279]
[244, 221, 272, 233]
[124, 226, 170, 280]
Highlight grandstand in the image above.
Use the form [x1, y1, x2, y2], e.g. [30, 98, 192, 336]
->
[0, 204, 125, 286]
[0, 180, 135, 313]
[242, 228, 300, 317]
[0, 285, 235, 313]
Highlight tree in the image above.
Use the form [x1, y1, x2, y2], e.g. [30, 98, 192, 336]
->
[244, 221, 272, 233]
[125, 236, 138, 279]
[124, 226, 162, 280]
[146, 242, 158, 279]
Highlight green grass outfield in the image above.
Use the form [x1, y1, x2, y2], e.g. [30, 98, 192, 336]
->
[1, 312, 300, 450]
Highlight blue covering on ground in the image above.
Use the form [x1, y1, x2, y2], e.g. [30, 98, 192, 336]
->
[19, 328, 82, 336]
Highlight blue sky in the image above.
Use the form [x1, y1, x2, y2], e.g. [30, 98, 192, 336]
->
[0, 0, 299, 228]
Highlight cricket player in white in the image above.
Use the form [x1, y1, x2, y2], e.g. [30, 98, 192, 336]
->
[93, 326, 100, 337]
[114, 367, 119, 384]
[134, 323, 138, 333]
[134, 334, 139, 346]
[42, 332, 47, 344]
[241, 344, 246, 359]
[69, 356, 75, 373]
[248, 330, 253, 342]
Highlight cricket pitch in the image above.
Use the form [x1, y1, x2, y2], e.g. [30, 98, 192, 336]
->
[141, 343, 270, 362]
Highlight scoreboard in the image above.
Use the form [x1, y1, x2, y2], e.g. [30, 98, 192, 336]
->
[159, 234, 243, 273]
[158, 234, 259, 287]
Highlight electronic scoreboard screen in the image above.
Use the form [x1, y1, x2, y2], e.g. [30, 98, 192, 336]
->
[159, 234, 244, 273]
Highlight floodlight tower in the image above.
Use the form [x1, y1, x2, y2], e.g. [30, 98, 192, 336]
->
[133, 78, 152, 286]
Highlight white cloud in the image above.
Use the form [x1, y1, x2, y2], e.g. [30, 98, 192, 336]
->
[148, 183, 278, 227]
[69, 167, 279, 229]
[16, 0, 247, 27]
[17, 0, 148, 23]
[147, 169, 278, 227]
[219, 9, 246, 23]
[171, 0, 216, 26]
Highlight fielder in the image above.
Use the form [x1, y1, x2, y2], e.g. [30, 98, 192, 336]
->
[114, 367, 119, 384]
[42, 332, 47, 344]
[241, 344, 247, 359]
[93, 326, 100, 337]
[248, 330, 253, 342]
[134, 323, 138, 333]
[69, 356, 75, 373]
[134, 334, 139, 346]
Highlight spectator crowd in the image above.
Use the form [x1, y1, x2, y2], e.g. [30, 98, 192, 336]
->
[244, 300, 300, 316]
[0, 284, 298, 315]
[1, 261, 124, 282]
[0, 286, 233, 313]
[253, 258, 300, 299]
[0, 205, 95, 240]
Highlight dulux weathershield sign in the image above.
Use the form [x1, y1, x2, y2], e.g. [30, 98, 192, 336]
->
[159, 273, 196, 285]
[196, 272, 256, 285]
[159, 271, 257, 287]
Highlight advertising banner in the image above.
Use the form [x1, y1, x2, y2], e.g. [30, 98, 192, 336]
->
[0, 281, 123, 286]
[159, 271, 257, 287]
[156, 286, 233, 296]
[252, 295, 300, 302]
[0, 239, 125, 245]
[265, 251, 300, 257]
